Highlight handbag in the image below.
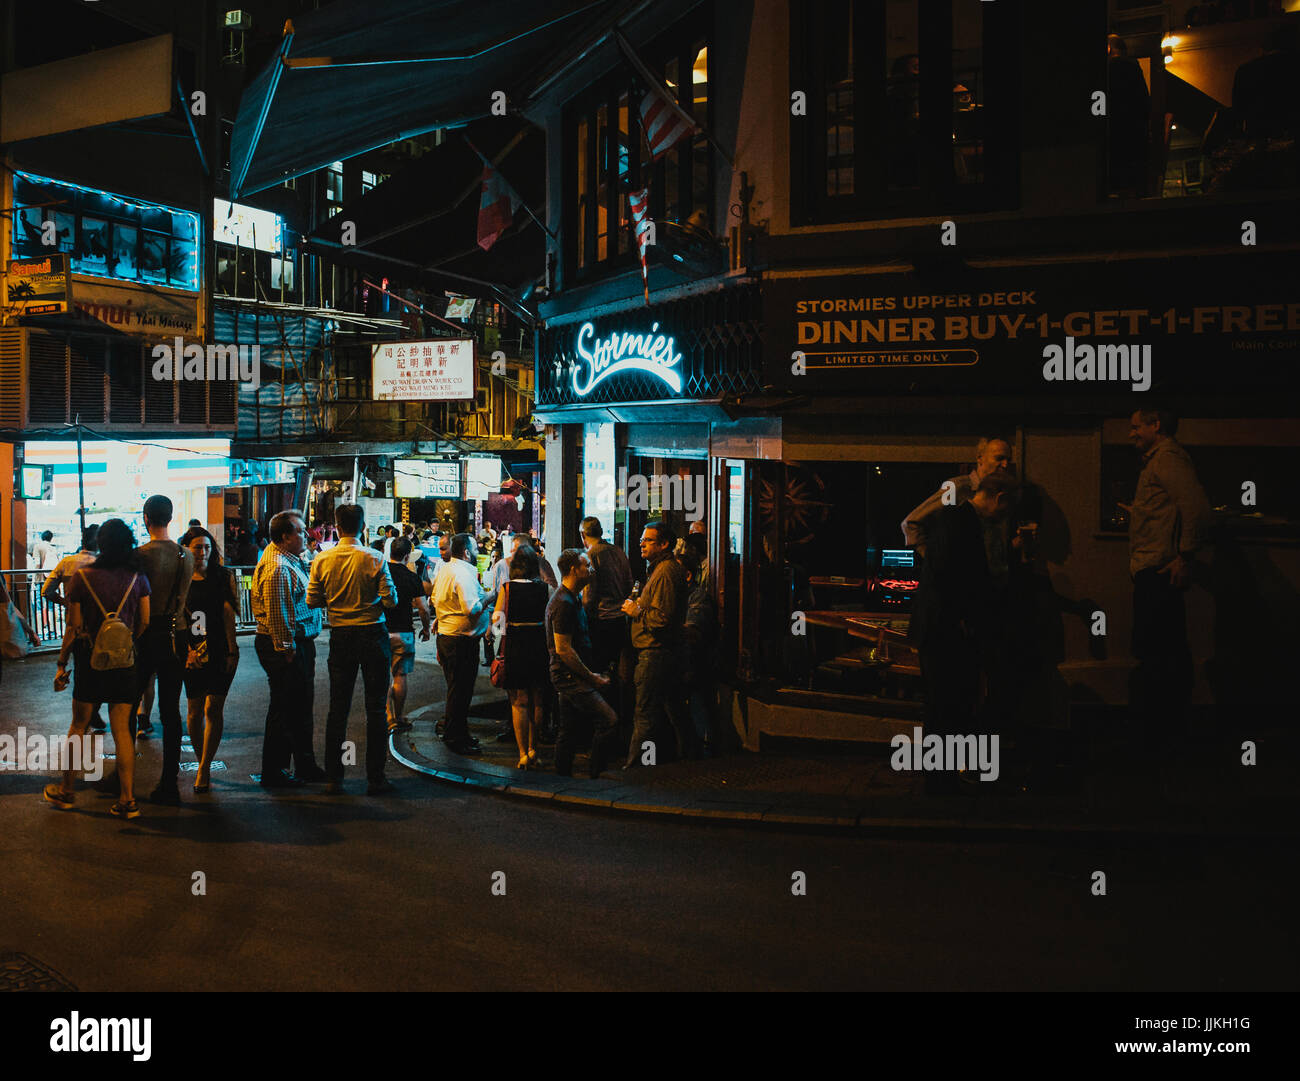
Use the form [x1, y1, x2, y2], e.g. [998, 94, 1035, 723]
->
[1, 597, 37, 659]
[489, 582, 509, 688]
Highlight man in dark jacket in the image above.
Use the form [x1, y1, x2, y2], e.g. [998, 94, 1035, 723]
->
[622, 519, 695, 766]
[909, 472, 1019, 792]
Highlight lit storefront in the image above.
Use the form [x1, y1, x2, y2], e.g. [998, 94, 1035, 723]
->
[19, 437, 231, 557]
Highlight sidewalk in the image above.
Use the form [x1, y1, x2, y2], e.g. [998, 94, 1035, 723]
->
[393, 678, 1299, 837]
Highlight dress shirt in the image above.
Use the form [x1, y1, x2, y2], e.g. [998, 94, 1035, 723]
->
[1129, 437, 1212, 576]
[252, 543, 320, 651]
[41, 551, 96, 602]
[433, 557, 493, 637]
[306, 536, 396, 626]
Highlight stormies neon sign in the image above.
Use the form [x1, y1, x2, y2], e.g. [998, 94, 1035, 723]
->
[572, 321, 683, 397]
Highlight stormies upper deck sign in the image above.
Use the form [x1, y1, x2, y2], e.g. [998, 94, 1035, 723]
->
[763, 253, 1300, 396]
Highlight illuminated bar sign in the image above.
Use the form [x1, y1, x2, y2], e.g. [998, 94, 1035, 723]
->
[572, 320, 683, 397]
[372, 338, 475, 401]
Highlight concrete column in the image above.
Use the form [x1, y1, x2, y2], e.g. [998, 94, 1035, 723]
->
[543, 424, 577, 562]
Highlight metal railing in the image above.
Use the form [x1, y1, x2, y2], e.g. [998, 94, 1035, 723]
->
[2, 566, 262, 653]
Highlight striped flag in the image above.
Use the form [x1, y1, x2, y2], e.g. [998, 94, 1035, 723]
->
[476, 163, 521, 251]
[640, 90, 695, 161]
[629, 187, 652, 304]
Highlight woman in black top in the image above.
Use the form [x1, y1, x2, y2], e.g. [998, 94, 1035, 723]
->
[177, 527, 240, 793]
[491, 547, 551, 769]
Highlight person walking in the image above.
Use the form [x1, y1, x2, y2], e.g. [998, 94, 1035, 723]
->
[621, 519, 696, 767]
[41, 525, 106, 730]
[492, 546, 551, 770]
[579, 516, 634, 729]
[307, 503, 398, 795]
[1123, 408, 1212, 760]
[548, 548, 621, 778]
[133, 494, 195, 805]
[45, 519, 151, 819]
[431, 533, 499, 755]
[176, 527, 240, 794]
[251, 510, 326, 789]
[386, 536, 432, 735]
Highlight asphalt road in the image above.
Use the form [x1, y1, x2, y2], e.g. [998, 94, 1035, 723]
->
[0, 640, 1292, 992]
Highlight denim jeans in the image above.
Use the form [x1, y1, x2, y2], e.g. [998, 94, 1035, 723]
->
[324, 624, 393, 783]
[136, 625, 184, 788]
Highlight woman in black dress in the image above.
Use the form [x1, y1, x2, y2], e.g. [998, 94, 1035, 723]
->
[177, 527, 240, 793]
[491, 546, 551, 769]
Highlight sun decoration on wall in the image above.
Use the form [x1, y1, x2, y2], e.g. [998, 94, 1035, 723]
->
[757, 467, 833, 548]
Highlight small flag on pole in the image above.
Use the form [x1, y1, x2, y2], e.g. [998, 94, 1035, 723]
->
[639, 90, 695, 161]
[629, 187, 652, 305]
[476, 163, 522, 251]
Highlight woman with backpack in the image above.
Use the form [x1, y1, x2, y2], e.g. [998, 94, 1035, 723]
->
[176, 527, 240, 794]
[46, 519, 151, 819]
[491, 546, 551, 770]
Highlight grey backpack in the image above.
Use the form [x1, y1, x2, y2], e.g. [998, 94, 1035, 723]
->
[79, 571, 139, 671]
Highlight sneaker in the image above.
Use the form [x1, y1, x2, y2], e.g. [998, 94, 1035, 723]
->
[366, 779, 397, 796]
[293, 765, 329, 783]
[88, 714, 107, 732]
[136, 717, 154, 739]
[42, 784, 74, 810]
[110, 800, 141, 819]
[390, 719, 413, 733]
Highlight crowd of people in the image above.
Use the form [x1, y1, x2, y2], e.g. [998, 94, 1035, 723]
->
[35, 493, 723, 819]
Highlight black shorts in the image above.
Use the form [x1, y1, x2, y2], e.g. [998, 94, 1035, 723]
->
[182, 661, 238, 699]
[71, 639, 139, 706]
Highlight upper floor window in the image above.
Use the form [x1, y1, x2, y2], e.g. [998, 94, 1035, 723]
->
[564, 10, 713, 281]
[791, 0, 1018, 224]
[9, 172, 199, 290]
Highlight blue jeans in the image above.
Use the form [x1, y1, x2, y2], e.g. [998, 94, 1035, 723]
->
[324, 624, 392, 783]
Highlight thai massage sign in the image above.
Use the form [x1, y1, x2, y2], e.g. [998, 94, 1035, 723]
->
[572, 321, 683, 397]
[372, 338, 475, 401]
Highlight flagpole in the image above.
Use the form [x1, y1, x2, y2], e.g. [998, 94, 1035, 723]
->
[613, 29, 735, 170]
[462, 136, 558, 243]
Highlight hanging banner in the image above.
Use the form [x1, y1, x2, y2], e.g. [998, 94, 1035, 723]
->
[65, 277, 199, 339]
[763, 253, 1300, 396]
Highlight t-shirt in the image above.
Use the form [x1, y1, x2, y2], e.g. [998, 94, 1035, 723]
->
[387, 561, 423, 634]
[137, 539, 195, 631]
[546, 584, 591, 692]
[65, 567, 151, 643]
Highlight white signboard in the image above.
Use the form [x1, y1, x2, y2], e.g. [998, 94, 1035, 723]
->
[394, 459, 462, 499]
[372, 338, 475, 401]
[214, 198, 283, 253]
[464, 457, 502, 502]
[583, 422, 616, 542]
[356, 497, 395, 533]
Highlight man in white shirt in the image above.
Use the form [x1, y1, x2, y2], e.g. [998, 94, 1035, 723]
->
[431, 532, 499, 755]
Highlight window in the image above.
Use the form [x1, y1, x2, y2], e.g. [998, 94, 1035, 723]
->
[791, 0, 1018, 224]
[1107, 17, 1300, 201]
[10, 173, 200, 290]
[361, 170, 389, 195]
[564, 10, 714, 280]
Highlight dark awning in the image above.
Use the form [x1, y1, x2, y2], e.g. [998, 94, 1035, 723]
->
[229, 0, 618, 197]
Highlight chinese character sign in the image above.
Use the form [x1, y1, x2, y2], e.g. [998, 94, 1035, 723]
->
[372, 338, 475, 401]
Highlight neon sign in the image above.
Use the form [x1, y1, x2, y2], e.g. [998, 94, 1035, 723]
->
[572, 321, 683, 397]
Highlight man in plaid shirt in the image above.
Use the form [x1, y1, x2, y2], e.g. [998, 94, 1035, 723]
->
[252, 510, 326, 788]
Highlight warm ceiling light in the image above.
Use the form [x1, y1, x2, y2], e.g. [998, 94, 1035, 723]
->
[693, 47, 708, 83]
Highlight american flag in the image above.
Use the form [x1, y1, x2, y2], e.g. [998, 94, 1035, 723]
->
[639, 90, 695, 161]
[629, 187, 652, 305]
